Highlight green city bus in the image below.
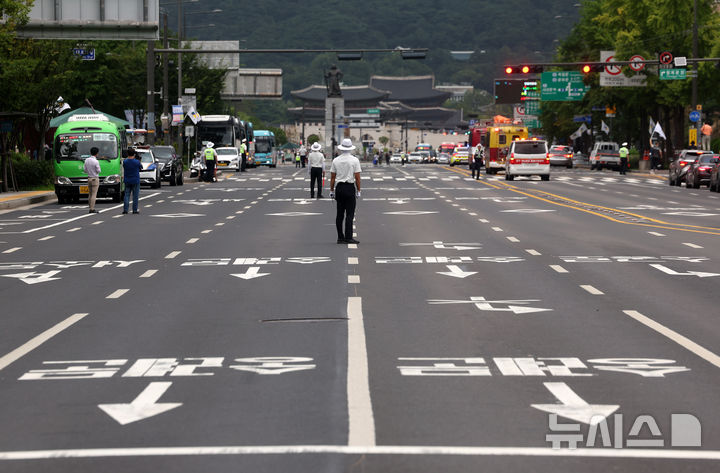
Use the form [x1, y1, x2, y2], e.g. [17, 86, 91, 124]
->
[53, 114, 127, 204]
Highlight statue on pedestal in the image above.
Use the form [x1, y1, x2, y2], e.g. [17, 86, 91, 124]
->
[324, 64, 343, 97]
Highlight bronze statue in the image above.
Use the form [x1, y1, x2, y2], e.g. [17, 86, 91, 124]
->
[324, 64, 343, 97]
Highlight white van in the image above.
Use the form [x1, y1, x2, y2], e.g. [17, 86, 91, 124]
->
[589, 141, 621, 170]
[505, 140, 550, 181]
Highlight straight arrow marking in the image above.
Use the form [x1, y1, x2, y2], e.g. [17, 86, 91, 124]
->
[531, 382, 619, 426]
[231, 267, 271, 280]
[649, 264, 720, 278]
[99, 382, 182, 425]
[436, 265, 477, 278]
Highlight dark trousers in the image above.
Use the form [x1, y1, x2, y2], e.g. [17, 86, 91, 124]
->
[241, 154, 247, 172]
[620, 157, 628, 175]
[310, 167, 323, 197]
[335, 182, 356, 240]
[205, 160, 216, 181]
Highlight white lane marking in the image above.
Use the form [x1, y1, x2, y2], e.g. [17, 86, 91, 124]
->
[165, 251, 182, 259]
[468, 212, 477, 216]
[99, 382, 182, 425]
[580, 285, 604, 295]
[348, 244, 358, 249]
[235, 210, 244, 214]
[139, 270, 157, 278]
[623, 310, 720, 368]
[186, 238, 199, 244]
[1, 445, 719, 460]
[2, 247, 21, 254]
[106, 289, 129, 299]
[478, 219, 489, 223]
[525, 249, 541, 256]
[348, 275, 360, 284]
[0, 313, 89, 371]
[201, 230, 212, 234]
[348, 257, 359, 265]
[66, 227, 81, 232]
[347, 297, 376, 446]
[648, 232, 666, 237]
[507, 237, 519, 243]
[113, 215, 123, 219]
[215, 222, 225, 226]
[683, 242, 703, 249]
[550, 265, 569, 273]
[491, 227, 503, 232]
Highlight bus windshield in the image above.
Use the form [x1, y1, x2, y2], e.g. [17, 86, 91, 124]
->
[255, 138, 273, 153]
[198, 125, 233, 148]
[55, 133, 117, 160]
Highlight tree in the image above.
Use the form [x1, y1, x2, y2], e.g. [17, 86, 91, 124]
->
[0, 1, 31, 50]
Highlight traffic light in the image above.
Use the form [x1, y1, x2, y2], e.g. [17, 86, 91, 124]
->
[337, 52, 363, 61]
[505, 65, 543, 74]
[582, 64, 605, 73]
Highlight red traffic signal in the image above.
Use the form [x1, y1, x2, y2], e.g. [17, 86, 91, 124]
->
[505, 65, 543, 74]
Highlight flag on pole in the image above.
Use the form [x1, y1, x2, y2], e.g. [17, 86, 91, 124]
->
[187, 106, 200, 125]
[652, 122, 666, 140]
[649, 118, 656, 135]
[601, 120, 610, 135]
[570, 124, 587, 140]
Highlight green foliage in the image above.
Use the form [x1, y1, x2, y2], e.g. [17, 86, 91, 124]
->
[0, 0, 31, 49]
[306, 134, 320, 144]
[10, 153, 53, 189]
[267, 126, 287, 145]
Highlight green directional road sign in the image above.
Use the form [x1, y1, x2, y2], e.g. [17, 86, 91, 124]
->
[541, 71, 590, 101]
[366, 108, 380, 115]
[659, 68, 687, 80]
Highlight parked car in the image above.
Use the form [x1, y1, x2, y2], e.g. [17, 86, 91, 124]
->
[668, 150, 711, 186]
[216, 147, 241, 171]
[505, 139, 550, 181]
[135, 148, 162, 188]
[684, 153, 719, 188]
[436, 153, 451, 165]
[150, 145, 183, 186]
[589, 141, 620, 170]
[390, 153, 402, 163]
[408, 152, 424, 163]
[709, 155, 720, 192]
[548, 145, 573, 168]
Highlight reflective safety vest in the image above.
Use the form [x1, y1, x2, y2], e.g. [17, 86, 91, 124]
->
[295, 154, 301, 161]
[204, 148, 215, 160]
[619, 147, 629, 158]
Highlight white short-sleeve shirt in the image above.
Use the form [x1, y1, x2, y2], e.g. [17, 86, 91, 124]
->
[330, 153, 362, 183]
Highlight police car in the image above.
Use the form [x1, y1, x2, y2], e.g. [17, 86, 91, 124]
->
[505, 139, 550, 181]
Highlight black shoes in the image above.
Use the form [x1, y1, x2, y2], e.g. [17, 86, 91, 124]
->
[345, 238, 360, 244]
[337, 238, 345, 244]
[317, 194, 324, 199]
[122, 211, 128, 214]
[132, 211, 139, 214]
[89, 209, 98, 213]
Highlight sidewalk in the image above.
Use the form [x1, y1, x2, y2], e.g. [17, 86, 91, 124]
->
[0, 190, 56, 210]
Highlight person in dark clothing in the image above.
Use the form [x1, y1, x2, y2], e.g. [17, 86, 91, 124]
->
[122, 149, 143, 214]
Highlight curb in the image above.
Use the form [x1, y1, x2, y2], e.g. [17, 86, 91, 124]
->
[0, 192, 56, 211]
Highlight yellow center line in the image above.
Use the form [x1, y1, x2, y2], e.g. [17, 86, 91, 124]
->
[443, 166, 720, 235]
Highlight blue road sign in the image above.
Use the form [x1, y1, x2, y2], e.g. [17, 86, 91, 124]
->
[689, 110, 701, 123]
[72, 48, 96, 61]
[573, 115, 592, 123]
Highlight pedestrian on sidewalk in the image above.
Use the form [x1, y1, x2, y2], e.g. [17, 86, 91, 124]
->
[649, 142, 662, 173]
[122, 149, 142, 214]
[701, 122, 713, 151]
[84, 147, 101, 213]
[330, 138, 362, 244]
[618, 142, 629, 175]
[307, 142, 325, 198]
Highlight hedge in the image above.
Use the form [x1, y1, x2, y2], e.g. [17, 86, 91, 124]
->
[8, 153, 54, 189]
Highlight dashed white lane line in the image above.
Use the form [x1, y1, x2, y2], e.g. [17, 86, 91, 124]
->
[235, 210, 244, 214]
[2, 247, 21, 254]
[215, 222, 225, 227]
[347, 297, 376, 446]
[348, 275, 360, 284]
[186, 238, 199, 244]
[106, 289, 129, 299]
[525, 249, 541, 256]
[113, 215, 123, 219]
[580, 285, 604, 295]
[0, 313, 88, 371]
[201, 230, 212, 234]
[507, 237, 519, 243]
[37, 236, 55, 241]
[348, 244, 358, 249]
[226, 216, 235, 220]
[139, 270, 158, 278]
[478, 219, 489, 223]
[165, 251, 182, 259]
[348, 257, 359, 265]
[648, 232, 666, 237]
[683, 242, 703, 249]
[66, 227, 81, 232]
[491, 227, 503, 232]
[550, 265, 569, 273]
[624, 310, 720, 369]
[91, 220, 103, 225]
[469, 212, 477, 216]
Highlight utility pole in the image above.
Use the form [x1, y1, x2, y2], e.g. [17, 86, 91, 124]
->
[146, 39, 155, 145]
[692, 0, 700, 144]
[177, 0, 184, 158]
[163, 10, 169, 144]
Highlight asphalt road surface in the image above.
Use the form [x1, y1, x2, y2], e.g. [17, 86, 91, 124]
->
[1, 163, 719, 472]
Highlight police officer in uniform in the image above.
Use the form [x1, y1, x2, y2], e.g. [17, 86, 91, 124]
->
[203, 141, 218, 182]
[239, 139, 248, 172]
[330, 138, 362, 244]
[307, 142, 325, 198]
[619, 142, 629, 175]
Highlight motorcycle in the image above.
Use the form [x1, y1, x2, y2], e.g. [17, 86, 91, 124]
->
[190, 152, 206, 179]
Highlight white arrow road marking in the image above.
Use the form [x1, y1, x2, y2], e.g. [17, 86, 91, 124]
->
[99, 382, 182, 425]
[1, 270, 61, 285]
[649, 264, 719, 278]
[437, 265, 477, 279]
[294, 200, 312, 205]
[428, 297, 552, 315]
[231, 267, 271, 280]
[501, 209, 556, 213]
[266, 212, 322, 216]
[149, 213, 205, 218]
[399, 241, 482, 251]
[383, 210, 438, 215]
[531, 382, 619, 425]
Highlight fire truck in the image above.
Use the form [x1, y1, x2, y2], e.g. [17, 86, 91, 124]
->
[469, 117, 528, 174]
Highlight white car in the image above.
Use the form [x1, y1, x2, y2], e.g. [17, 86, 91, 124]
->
[216, 147, 240, 171]
[408, 152, 424, 163]
[390, 153, 402, 163]
[135, 149, 162, 188]
[505, 139, 550, 181]
[436, 153, 451, 164]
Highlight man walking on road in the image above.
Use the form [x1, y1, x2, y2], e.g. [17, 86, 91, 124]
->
[84, 147, 101, 213]
[122, 149, 142, 214]
[203, 141, 218, 182]
[330, 138, 362, 244]
[619, 142, 629, 175]
[307, 142, 325, 199]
